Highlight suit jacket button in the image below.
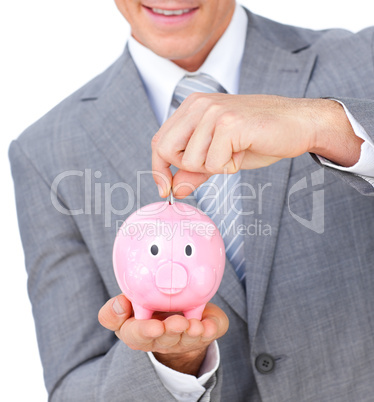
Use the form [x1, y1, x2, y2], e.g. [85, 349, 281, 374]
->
[255, 353, 275, 374]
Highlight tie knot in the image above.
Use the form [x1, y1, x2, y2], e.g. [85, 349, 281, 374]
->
[172, 73, 227, 109]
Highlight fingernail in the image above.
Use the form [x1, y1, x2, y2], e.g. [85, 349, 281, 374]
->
[113, 298, 125, 315]
[157, 184, 164, 197]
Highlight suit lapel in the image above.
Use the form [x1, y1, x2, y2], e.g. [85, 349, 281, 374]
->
[238, 12, 317, 339]
[78, 48, 161, 205]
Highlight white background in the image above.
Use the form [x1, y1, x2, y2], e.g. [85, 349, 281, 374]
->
[1, 1, 372, 400]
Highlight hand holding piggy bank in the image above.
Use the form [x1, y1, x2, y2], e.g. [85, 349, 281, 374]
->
[113, 201, 225, 320]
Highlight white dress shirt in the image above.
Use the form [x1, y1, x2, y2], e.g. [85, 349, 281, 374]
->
[128, 3, 374, 400]
[128, 4, 247, 124]
[317, 101, 374, 186]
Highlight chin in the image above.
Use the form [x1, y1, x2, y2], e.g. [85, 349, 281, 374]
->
[150, 40, 206, 67]
[151, 40, 196, 57]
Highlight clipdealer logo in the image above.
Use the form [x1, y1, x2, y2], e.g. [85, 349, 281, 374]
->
[287, 168, 325, 234]
[49, 168, 325, 234]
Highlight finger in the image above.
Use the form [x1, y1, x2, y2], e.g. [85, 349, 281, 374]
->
[152, 165, 173, 199]
[98, 295, 132, 332]
[205, 125, 239, 173]
[163, 314, 190, 333]
[152, 110, 193, 197]
[151, 135, 173, 198]
[179, 319, 205, 347]
[186, 318, 205, 337]
[120, 318, 165, 351]
[151, 97, 208, 196]
[155, 315, 189, 348]
[181, 115, 215, 172]
[201, 317, 219, 341]
[152, 107, 197, 170]
[172, 170, 212, 198]
[201, 303, 229, 341]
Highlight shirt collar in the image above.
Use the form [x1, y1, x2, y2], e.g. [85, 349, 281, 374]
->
[128, 4, 248, 125]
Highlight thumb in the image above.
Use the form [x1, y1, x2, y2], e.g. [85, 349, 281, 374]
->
[98, 294, 132, 331]
[172, 170, 212, 198]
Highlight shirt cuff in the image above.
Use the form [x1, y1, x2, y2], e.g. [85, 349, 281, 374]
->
[316, 100, 374, 178]
[147, 341, 220, 402]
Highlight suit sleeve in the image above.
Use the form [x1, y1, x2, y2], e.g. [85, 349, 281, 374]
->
[311, 97, 374, 196]
[308, 27, 374, 195]
[8, 139, 222, 401]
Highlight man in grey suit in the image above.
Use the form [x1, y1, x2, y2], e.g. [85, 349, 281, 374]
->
[9, 0, 374, 400]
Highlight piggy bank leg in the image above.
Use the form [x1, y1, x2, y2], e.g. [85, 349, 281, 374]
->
[183, 304, 206, 321]
[132, 303, 154, 320]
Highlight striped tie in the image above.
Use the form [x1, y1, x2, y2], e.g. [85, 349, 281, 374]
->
[172, 73, 246, 285]
[171, 73, 226, 110]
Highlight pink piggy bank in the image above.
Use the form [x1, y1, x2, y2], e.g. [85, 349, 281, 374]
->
[113, 201, 225, 320]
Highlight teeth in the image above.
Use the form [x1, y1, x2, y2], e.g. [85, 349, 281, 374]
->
[152, 8, 191, 16]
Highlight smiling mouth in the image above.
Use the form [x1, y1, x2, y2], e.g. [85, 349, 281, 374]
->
[145, 6, 198, 17]
[152, 7, 193, 15]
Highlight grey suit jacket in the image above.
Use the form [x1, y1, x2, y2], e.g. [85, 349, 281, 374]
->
[9, 9, 374, 402]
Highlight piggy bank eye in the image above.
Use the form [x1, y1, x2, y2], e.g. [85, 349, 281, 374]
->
[150, 244, 159, 256]
[185, 244, 194, 257]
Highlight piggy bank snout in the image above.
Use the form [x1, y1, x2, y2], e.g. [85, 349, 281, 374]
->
[155, 262, 188, 295]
